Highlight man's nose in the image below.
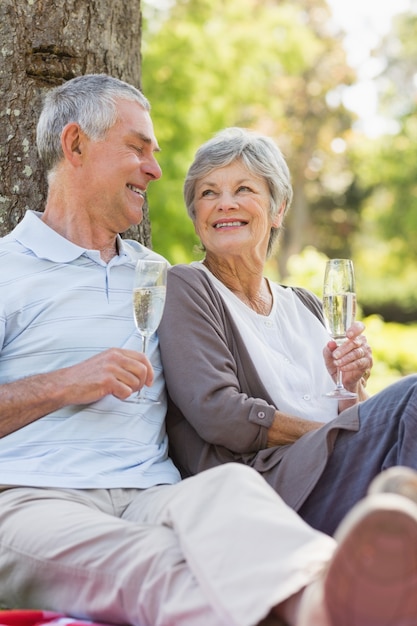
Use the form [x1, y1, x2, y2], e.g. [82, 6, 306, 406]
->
[145, 156, 162, 181]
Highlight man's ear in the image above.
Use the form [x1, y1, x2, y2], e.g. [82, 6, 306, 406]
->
[61, 122, 85, 165]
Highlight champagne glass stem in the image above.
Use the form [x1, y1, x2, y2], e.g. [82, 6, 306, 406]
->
[137, 334, 148, 402]
[335, 367, 345, 392]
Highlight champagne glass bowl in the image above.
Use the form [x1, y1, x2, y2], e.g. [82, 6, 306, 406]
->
[322, 258, 357, 400]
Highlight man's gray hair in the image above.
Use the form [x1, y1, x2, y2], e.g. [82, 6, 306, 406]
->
[184, 127, 293, 256]
[36, 74, 150, 175]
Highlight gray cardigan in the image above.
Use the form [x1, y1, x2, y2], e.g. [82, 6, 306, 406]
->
[158, 264, 359, 512]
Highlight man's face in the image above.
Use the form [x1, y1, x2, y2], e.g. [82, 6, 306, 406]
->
[80, 99, 162, 234]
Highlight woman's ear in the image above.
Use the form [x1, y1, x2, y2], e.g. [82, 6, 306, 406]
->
[271, 200, 286, 228]
[192, 214, 200, 236]
[60, 122, 84, 165]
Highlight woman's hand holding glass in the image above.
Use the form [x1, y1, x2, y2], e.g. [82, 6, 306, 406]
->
[322, 259, 358, 399]
[323, 321, 372, 395]
[322, 258, 373, 399]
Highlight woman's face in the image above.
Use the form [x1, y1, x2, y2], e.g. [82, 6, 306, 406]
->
[193, 160, 282, 259]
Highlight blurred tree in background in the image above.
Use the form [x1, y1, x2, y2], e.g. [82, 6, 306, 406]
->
[351, 9, 417, 322]
[141, 0, 417, 324]
[142, 0, 358, 274]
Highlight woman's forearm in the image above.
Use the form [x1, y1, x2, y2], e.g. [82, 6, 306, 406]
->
[267, 410, 324, 447]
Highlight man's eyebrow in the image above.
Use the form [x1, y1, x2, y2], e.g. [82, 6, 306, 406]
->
[131, 130, 161, 152]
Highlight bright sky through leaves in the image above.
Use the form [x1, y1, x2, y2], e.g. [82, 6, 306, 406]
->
[327, 0, 412, 134]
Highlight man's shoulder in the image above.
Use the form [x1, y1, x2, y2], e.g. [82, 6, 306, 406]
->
[0, 231, 27, 257]
[0, 222, 23, 248]
[121, 239, 169, 264]
[0, 211, 45, 254]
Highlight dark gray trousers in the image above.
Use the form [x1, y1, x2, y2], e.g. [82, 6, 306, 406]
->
[299, 374, 417, 535]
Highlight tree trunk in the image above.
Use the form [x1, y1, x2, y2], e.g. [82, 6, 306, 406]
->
[0, 0, 151, 245]
[278, 175, 311, 279]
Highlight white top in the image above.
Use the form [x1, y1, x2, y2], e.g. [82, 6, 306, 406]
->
[195, 263, 338, 422]
[0, 211, 181, 488]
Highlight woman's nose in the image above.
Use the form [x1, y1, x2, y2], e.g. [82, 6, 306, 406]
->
[217, 191, 238, 209]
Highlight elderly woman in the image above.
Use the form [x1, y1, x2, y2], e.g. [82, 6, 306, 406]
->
[158, 127, 417, 535]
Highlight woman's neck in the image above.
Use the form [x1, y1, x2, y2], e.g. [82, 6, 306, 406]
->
[203, 256, 273, 315]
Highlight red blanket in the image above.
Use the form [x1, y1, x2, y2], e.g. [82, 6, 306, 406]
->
[0, 611, 115, 626]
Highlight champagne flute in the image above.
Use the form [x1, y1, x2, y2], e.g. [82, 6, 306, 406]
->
[126, 258, 167, 404]
[322, 258, 357, 400]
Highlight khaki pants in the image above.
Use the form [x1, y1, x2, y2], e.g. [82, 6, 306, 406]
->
[0, 464, 335, 626]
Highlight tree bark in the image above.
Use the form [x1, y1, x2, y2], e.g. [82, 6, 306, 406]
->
[0, 0, 151, 245]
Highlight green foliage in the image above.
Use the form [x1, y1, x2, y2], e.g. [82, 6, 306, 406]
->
[141, 0, 355, 264]
[352, 114, 417, 264]
[347, 110, 417, 320]
[353, 241, 417, 322]
[344, 9, 417, 319]
[277, 246, 328, 294]
[142, 0, 417, 325]
[364, 315, 417, 395]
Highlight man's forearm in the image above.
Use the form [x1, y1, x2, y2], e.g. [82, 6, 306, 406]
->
[0, 371, 70, 437]
[0, 347, 154, 437]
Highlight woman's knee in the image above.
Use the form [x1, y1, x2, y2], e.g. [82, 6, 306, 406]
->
[204, 462, 258, 481]
[200, 462, 267, 492]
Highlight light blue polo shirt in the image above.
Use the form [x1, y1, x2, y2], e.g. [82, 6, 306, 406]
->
[0, 210, 180, 488]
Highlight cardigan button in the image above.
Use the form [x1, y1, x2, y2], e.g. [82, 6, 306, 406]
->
[258, 411, 266, 419]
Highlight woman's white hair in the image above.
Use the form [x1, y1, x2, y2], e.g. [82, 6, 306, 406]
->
[184, 127, 293, 256]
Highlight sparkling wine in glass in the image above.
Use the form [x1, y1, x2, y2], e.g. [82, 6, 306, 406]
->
[322, 258, 357, 400]
[127, 258, 167, 404]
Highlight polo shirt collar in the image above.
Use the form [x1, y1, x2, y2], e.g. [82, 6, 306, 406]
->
[13, 210, 128, 263]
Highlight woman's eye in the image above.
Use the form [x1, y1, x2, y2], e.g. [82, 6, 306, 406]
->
[201, 189, 214, 197]
[237, 185, 251, 193]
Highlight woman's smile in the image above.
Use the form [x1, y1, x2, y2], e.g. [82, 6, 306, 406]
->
[213, 219, 248, 229]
